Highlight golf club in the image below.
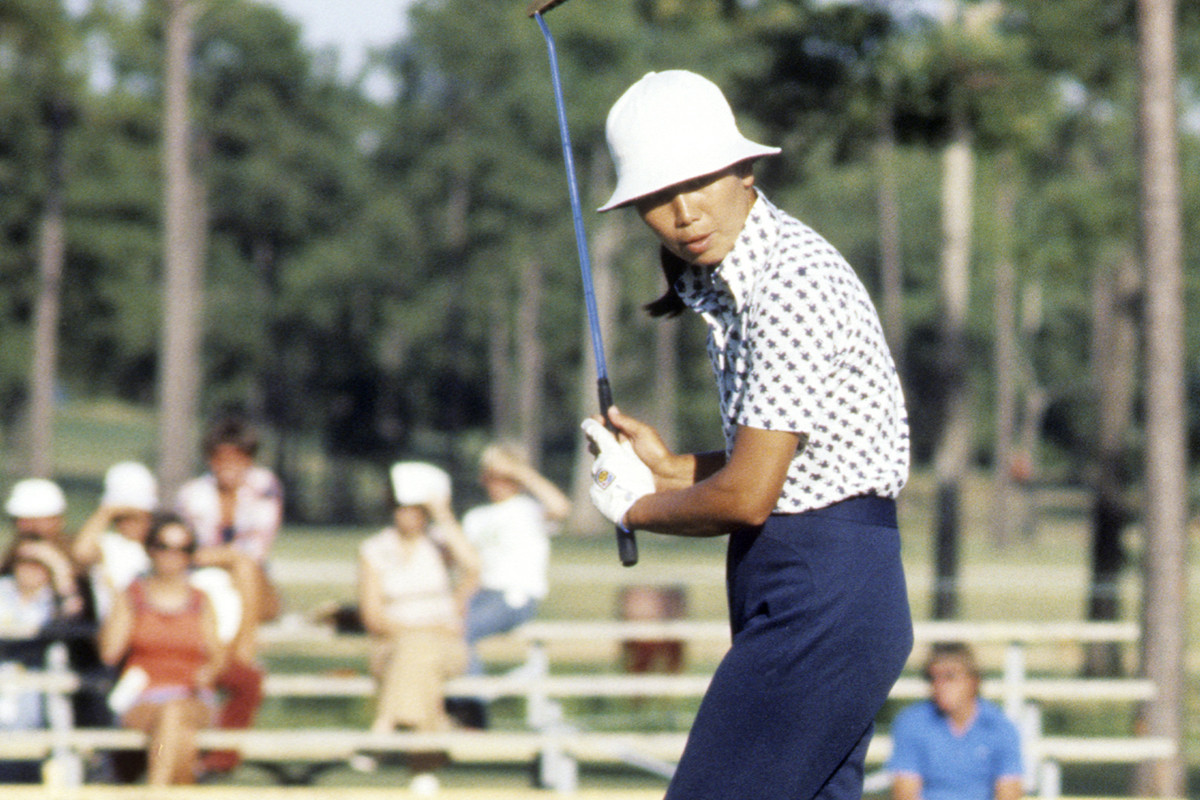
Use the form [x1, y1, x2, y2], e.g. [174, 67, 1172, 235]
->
[528, 0, 638, 567]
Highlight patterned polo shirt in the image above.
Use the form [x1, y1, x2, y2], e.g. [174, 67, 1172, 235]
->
[675, 192, 909, 513]
[175, 465, 283, 563]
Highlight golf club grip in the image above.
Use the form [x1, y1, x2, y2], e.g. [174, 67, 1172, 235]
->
[597, 377, 638, 567]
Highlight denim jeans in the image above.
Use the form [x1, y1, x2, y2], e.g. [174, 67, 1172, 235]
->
[464, 588, 539, 675]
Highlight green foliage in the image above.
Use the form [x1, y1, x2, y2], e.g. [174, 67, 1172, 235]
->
[4, 0, 1200, 516]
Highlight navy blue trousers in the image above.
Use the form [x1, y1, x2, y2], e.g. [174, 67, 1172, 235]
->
[665, 496, 913, 800]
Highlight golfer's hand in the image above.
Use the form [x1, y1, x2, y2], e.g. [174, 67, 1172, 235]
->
[601, 407, 701, 490]
[581, 419, 655, 528]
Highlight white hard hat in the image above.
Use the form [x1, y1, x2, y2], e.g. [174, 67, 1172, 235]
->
[102, 462, 158, 512]
[389, 462, 452, 507]
[599, 70, 780, 212]
[5, 478, 67, 518]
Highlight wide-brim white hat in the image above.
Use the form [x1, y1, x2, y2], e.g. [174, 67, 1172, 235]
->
[599, 70, 780, 212]
[102, 461, 158, 512]
[5, 478, 66, 518]
[389, 462, 452, 507]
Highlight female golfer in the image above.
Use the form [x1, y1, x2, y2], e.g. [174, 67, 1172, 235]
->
[581, 70, 913, 800]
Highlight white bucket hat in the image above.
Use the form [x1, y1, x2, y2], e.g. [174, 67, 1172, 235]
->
[102, 461, 158, 512]
[599, 70, 780, 212]
[5, 478, 66, 518]
[389, 462, 452, 507]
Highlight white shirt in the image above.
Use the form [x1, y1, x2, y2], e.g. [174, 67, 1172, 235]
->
[461, 495, 553, 606]
[91, 532, 151, 620]
[359, 528, 458, 629]
[0, 577, 55, 729]
[0, 577, 54, 637]
[676, 193, 909, 513]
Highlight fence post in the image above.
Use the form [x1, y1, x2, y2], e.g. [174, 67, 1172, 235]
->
[1002, 641, 1026, 719]
[42, 642, 82, 788]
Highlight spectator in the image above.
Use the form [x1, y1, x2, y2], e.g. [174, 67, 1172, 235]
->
[6, 478, 70, 550]
[448, 445, 569, 729]
[176, 417, 279, 773]
[98, 513, 224, 785]
[176, 417, 282, 648]
[358, 462, 479, 793]
[72, 462, 158, 621]
[0, 537, 89, 782]
[889, 642, 1024, 800]
[462, 444, 569, 671]
[74, 462, 244, 783]
[6, 477, 111, 738]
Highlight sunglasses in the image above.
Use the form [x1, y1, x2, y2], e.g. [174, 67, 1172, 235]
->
[148, 542, 196, 555]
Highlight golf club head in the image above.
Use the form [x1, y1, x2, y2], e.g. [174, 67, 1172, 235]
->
[527, 0, 571, 17]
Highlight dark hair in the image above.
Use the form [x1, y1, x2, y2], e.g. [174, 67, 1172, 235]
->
[202, 416, 260, 458]
[644, 247, 689, 318]
[145, 511, 197, 553]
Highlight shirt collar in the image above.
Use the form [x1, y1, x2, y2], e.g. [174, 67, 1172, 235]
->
[676, 192, 777, 313]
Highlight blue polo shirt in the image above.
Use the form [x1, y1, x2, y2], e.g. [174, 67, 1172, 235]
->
[888, 698, 1023, 800]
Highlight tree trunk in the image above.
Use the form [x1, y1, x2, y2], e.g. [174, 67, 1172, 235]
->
[932, 105, 973, 620]
[1084, 251, 1137, 677]
[489, 285, 517, 442]
[991, 158, 1018, 549]
[27, 101, 69, 479]
[157, 0, 205, 500]
[1014, 284, 1046, 540]
[516, 254, 546, 467]
[875, 88, 904, 368]
[1133, 0, 1186, 794]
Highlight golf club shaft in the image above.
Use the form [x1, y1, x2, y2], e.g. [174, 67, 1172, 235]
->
[534, 11, 637, 568]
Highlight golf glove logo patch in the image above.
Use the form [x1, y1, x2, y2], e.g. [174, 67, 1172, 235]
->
[581, 419, 655, 528]
[595, 469, 616, 490]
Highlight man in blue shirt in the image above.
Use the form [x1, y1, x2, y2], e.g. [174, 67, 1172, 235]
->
[889, 642, 1024, 800]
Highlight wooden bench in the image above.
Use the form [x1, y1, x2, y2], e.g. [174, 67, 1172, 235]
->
[0, 726, 1176, 790]
[260, 618, 1153, 706]
[9, 619, 1172, 794]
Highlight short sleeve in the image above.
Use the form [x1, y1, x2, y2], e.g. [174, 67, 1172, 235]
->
[887, 705, 927, 777]
[994, 714, 1024, 779]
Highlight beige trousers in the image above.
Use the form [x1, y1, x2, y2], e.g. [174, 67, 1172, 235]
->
[370, 626, 467, 731]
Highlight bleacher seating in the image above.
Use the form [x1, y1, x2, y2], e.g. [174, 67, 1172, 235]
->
[2, 619, 1176, 795]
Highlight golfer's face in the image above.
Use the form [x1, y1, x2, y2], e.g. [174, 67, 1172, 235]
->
[635, 168, 756, 267]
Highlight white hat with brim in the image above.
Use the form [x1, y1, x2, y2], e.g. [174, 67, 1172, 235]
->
[389, 462, 452, 507]
[102, 462, 158, 512]
[5, 478, 66, 518]
[599, 70, 780, 212]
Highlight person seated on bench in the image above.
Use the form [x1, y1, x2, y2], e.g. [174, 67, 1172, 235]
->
[99, 513, 225, 785]
[449, 443, 570, 728]
[75, 461, 247, 782]
[5, 478, 113, 757]
[358, 462, 479, 791]
[0, 534, 87, 783]
[176, 417, 280, 774]
[889, 642, 1024, 800]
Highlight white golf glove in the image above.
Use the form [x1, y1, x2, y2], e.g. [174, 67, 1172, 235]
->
[581, 419, 655, 528]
